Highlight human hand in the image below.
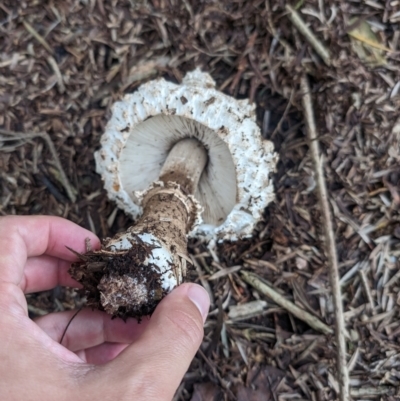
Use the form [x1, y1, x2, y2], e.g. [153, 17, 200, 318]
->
[0, 215, 210, 401]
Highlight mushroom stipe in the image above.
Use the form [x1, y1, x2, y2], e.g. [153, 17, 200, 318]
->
[68, 69, 277, 320]
[69, 140, 204, 319]
[69, 181, 197, 319]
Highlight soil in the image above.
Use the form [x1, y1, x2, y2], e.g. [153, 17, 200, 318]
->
[69, 237, 166, 320]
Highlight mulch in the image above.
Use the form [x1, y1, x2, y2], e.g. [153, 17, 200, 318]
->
[1, 1, 400, 400]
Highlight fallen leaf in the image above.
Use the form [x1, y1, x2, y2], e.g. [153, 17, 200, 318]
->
[348, 20, 388, 66]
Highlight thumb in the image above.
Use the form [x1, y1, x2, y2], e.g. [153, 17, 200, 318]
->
[97, 283, 210, 401]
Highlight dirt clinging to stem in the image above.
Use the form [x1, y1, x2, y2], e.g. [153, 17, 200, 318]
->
[69, 238, 169, 320]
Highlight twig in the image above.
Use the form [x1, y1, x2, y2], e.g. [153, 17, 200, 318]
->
[0, 129, 77, 202]
[265, 0, 294, 56]
[359, 269, 374, 310]
[300, 75, 349, 401]
[208, 265, 241, 280]
[350, 386, 396, 397]
[27, 304, 47, 316]
[240, 270, 333, 335]
[271, 89, 295, 138]
[41, 132, 77, 203]
[286, 5, 331, 66]
[47, 56, 66, 93]
[190, 255, 215, 306]
[22, 20, 54, 54]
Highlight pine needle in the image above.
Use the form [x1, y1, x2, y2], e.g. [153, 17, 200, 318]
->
[22, 20, 54, 54]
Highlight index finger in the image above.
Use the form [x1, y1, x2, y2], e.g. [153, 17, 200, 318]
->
[0, 215, 100, 286]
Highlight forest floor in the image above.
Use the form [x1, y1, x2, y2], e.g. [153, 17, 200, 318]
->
[1, 1, 400, 400]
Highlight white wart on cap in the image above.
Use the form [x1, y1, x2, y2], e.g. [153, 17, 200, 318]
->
[95, 69, 277, 240]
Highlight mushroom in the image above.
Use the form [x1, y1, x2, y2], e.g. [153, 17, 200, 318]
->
[70, 69, 277, 320]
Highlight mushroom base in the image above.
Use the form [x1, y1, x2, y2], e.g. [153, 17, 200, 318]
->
[69, 182, 198, 320]
[69, 239, 168, 320]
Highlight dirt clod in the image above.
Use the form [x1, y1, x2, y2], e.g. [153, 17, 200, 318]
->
[69, 240, 167, 320]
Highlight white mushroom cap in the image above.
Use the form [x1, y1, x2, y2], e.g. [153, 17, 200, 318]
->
[95, 69, 277, 241]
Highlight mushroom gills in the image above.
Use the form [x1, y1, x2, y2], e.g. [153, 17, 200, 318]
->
[118, 115, 237, 228]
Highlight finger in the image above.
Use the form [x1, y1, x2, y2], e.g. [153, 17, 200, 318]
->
[94, 284, 209, 400]
[0, 215, 99, 286]
[35, 308, 149, 352]
[76, 342, 129, 365]
[22, 255, 81, 293]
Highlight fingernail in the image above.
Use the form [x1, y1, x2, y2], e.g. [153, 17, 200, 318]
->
[187, 285, 210, 323]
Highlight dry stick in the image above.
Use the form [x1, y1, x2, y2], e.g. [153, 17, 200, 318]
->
[0, 129, 76, 203]
[190, 255, 215, 306]
[271, 89, 295, 139]
[350, 386, 395, 397]
[47, 56, 66, 93]
[265, 0, 294, 56]
[285, 5, 331, 66]
[27, 304, 47, 316]
[22, 20, 54, 54]
[241, 270, 333, 335]
[300, 75, 349, 401]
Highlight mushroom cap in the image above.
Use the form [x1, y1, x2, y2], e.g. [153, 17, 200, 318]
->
[95, 69, 277, 241]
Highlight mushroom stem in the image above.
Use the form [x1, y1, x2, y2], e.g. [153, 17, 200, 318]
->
[159, 138, 208, 195]
[69, 138, 209, 319]
[131, 138, 208, 253]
